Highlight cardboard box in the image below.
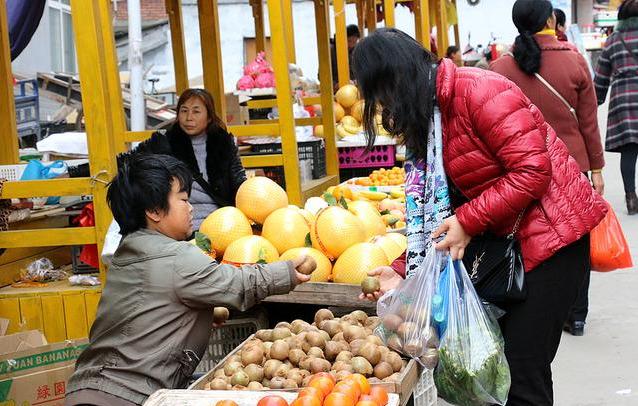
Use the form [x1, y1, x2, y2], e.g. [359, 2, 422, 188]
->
[0, 327, 88, 406]
[225, 93, 249, 126]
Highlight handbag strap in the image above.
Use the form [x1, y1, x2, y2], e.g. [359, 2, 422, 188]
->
[619, 33, 638, 65]
[503, 52, 578, 124]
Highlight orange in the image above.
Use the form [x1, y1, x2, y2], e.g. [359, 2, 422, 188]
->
[298, 387, 325, 402]
[216, 402, 238, 406]
[313, 372, 337, 384]
[369, 387, 389, 406]
[355, 401, 379, 406]
[358, 395, 379, 406]
[291, 396, 321, 406]
[308, 376, 335, 397]
[333, 381, 361, 403]
[344, 374, 371, 395]
[257, 397, 289, 406]
[323, 392, 355, 406]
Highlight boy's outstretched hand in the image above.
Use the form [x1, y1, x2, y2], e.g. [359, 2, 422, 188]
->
[291, 255, 315, 284]
[359, 266, 402, 302]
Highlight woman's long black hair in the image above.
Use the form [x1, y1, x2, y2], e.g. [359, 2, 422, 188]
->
[351, 28, 437, 160]
[511, 0, 553, 75]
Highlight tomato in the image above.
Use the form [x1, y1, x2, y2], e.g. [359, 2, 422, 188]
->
[343, 374, 371, 395]
[369, 387, 389, 406]
[257, 395, 289, 406]
[298, 387, 325, 401]
[323, 391, 356, 406]
[216, 401, 238, 406]
[313, 371, 336, 384]
[308, 376, 335, 397]
[291, 396, 322, 406]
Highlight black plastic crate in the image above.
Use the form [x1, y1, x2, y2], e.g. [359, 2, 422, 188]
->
[249, 139, 326, 180]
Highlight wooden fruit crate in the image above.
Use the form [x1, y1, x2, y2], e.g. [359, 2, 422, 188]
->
[189, 335, 419, 406]
[144, 390, 400, 406]
[264, 282, 376, 310]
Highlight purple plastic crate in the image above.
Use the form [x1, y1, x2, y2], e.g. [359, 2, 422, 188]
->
[338, 145, 396, 169]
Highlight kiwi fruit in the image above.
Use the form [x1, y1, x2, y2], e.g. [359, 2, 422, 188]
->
[332, 332, 346, 343]
[284, 378, 299, 389]
[309, 358, 332, 374]
[382, 314, 404, 332]
[359, 342, 382, 365]
[365, 335, 384, 346]
[213, 307, 230, 324]
[419, 347, 439, 370]
[213, 369, 226, 379]
[343, 325, 367, 343]
[227, 354, 242, 364]
[241, 346, 265, 366]
[386, 334, 403, 352]
[305, 331, 327, 349]
[386, 372, 402, 382]
[262, 378, 271, 388]
[275, 321, 291, 329]
[287, 370, 304, 386]
[288, 348, 307, 366]
[349, 310, 369, 323]
[314, 309, 334, 326]
[307, 346, 325, 359]
[319, 319, 342, 337]
[272, 327, 292, 341]
[285, 336, 302, 351]
[324, 341, 345, 361]
[361, 276, 381, 294]
[232, 384, 247, 390]
[384, 351, 404, 372]
[349, 339, 367, 356]
[269, 340, 290, 361]
[335, 370, 352, 381]
[297, 255, 317, 275]
[274, 364, 291, 378]
[301, 375, 313, 387]
[299, 356, 313, 371]
[263, 359, 283, 379]
[378, 346, 390, 359]
[244, 364, 264, 382]
[209, 378, 228, 390]
[365, 316, 381, 329]
[318, 330, 331, 343]
[255, 329, 274, 342]
[373, 361, 394, 380]
[424, 326, 440, 349]
[403, 339, 423, 357]
[290, 319, 309, 334]
[269, 376, 286, 389]
[224, 361, 243, 377]
[335, 350, 353, 363]
[351, 356, 374, 376]
[247, 381, 263, 390]
[231, 370, 250, 386]
[332, 360, 354, 372]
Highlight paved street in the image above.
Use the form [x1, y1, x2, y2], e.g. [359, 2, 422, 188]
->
[439, 104, 638, 405]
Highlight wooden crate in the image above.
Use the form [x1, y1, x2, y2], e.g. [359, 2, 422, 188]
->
[264, 282, 375, 310]
[145, 389, 400, 406]
[0, 280, 101, 342]
[189, 335, 419, 406]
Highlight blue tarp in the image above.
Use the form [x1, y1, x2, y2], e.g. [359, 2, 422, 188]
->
[8, 0, 46, 61]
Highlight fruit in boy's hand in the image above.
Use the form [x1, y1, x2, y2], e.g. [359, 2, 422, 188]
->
[213, 307, 230, 324]
[361, 277, 381, 295]
[296, 255, 317, 275]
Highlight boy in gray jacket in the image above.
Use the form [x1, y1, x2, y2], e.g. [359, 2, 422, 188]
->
[66, 154, 312, 406]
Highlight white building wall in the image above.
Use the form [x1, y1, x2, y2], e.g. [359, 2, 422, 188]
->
[11, 7, 53, 76]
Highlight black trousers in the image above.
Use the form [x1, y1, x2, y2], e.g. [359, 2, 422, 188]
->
[499, 235, 590, 406]
[619, 143, 638, 193]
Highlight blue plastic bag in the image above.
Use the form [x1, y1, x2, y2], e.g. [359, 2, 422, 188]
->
[20, 160, 67, 205]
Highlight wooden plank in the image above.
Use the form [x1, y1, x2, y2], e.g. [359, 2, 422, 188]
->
[0, 247, 71, 289]
[0, 280, 101, 297]
[62, 292, 89, 339]
[41, 295, 67, 343]
[84, 290, 101, 328]
[301, 175, 339, 202]
[414, 0, 431, 50]
[241, 154, 284, 168]
[334, 0, 350, 87]
[0, 2, 19, 164]
[0, 228, 97, 248]
[229, 123, 280, 137]
[356, 0, 365, 37]
[0, 298, 21, 334]
[18, 296, 43, 333]
[0, 178, 94, 199]
[366, 0, 377, 33]
[264, 281, 375, 308]
[384, 0, 396, 27]
[166, 0, 190, 95]
[198, 0, 227, 120]
[435, 0, 449, 58]
[251, 0, 266, 54]
[282, 0, 296, 63]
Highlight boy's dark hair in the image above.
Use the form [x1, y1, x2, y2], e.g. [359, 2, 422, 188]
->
[445, 45, 460, 58]
[347, 24, 360, 38]
[107, 154, 193, 236]
[619, 0, 638, 20]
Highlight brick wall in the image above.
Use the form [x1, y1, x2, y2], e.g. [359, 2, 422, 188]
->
[113, 0, 167, 21]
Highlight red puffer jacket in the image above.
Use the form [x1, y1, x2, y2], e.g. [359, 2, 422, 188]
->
[437, 59, 607, 272]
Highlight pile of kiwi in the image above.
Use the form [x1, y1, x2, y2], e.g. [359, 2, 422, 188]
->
[203, 309, 408, 391]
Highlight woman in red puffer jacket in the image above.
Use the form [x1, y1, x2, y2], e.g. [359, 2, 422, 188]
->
[353, 29, 606, 406]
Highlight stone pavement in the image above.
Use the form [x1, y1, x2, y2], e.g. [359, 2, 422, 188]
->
[438, 104, 638, 405]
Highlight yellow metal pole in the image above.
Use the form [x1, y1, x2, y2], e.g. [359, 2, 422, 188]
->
[356, 0, 365, 36]
[334, 0, 350, 87]
[98, 0, 127, 153]
[166, 0, 190, 95]
[70, 0, 120, 279]
[365, 0, 377, 33]
[436, 0, 449, 57]
[266, 0, 301, 205]
[383, 0, 395, 27]
[198, 0, 227, 121]
[251, 0, 266, 53]
[282, 0, 296, 63]
[414, 0, 431, 51]
[314, 0, 339, 179]
[0, 3, 19, 164]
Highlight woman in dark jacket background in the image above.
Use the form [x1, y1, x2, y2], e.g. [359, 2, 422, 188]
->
[595, 0, 638, 215]
[70, 88, 246, 230]
[490, 0, 605, 338]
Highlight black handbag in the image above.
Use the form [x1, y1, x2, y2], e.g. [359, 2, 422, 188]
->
[462, 212, 527, 304]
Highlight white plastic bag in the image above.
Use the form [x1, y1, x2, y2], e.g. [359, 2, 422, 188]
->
[101, 219, 121, 266]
